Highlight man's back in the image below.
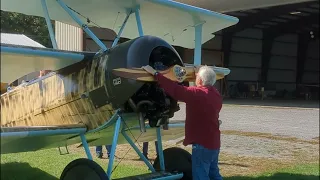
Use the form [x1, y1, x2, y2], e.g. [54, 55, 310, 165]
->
[154, 73, 222, 149]
[183, 86, 222, 150]
[147, 65, 224, 180]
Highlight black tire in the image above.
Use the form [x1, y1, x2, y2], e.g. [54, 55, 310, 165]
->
[153, 147, 192, 180]
[60, 158, 108, 180]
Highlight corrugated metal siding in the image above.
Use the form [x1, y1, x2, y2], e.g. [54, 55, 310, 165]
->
[303, 39, 319, 84]
[55, 21, 83, 51]
[228, 28, 263, 83]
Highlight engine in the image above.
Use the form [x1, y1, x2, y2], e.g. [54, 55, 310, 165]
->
[104, 36, 185, 131]
[126, 82, 180, 130]
[125, 59, 181, 131]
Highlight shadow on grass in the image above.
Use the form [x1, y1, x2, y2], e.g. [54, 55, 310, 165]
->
[131, 158, 156, 162]
[1, 162, 58, 180]
[219, 162, 250, 168]
[225, 173, 319, 180]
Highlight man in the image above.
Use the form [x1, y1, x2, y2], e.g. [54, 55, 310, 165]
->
[39, 70, 52, 78]
[142, 141, 159, 160]
[96, 145, 112, 158]
[142, 65, 223, 180]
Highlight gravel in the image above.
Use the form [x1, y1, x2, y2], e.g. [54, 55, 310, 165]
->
[220, 134, 318, 159]
[172, 102, 319, 140]
[169, 101, 319, 159]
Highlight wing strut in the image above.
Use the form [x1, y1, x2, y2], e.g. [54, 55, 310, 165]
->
[111, 10, 132, 47]
[194, 22, 205, 65]
[41, 0, 58, 49]
[56, 0, 108, 52]
[135, 6, 144, 37]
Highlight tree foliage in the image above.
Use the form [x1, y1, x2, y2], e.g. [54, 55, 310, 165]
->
[1, 10, 52, 47]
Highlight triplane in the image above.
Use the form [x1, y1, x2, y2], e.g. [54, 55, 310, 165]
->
[0, 0, 238, 179]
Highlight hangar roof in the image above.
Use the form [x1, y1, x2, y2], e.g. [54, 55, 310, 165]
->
[223, 0, 319, 38]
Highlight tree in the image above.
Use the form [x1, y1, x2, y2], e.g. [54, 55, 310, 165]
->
[1, 10, 53, 48]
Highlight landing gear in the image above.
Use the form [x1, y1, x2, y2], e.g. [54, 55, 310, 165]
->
[60, 158, 109, 180]
[60, 117, 186, 180]
[153, 147, 192, 180]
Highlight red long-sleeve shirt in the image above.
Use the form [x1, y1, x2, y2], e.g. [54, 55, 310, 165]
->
[155, 73, 222, 150]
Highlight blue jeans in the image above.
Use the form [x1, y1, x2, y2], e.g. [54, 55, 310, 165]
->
[192, 144, 222, 180]
[96, 145, 112, 156]
[142, 141, 159, 156]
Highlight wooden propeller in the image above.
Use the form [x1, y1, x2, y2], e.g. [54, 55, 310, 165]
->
[112, 65, 225, 83]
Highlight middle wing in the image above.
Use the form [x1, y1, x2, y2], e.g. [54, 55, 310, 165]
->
[0, 44, 95, 84]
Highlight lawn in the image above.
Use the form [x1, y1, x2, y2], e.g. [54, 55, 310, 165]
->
[1, 148, 149, 180]
[224, 163, 320, 180]
[1, 145, 319, 180]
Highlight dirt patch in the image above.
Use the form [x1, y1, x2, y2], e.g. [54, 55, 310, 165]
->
[312, 136, 320, 141]
[222, 104, 319, 110]
[221, 134, 319, 161]
[221, 130, 319, 145]
[218, 152, 290, 177]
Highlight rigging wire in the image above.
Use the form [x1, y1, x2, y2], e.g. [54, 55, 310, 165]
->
[65, 5, 193, 44]
[65, 7, 128, 48]
[110, 114, 154, 175]
[112, 12, 120, 31]
[66, 5, 102, 28]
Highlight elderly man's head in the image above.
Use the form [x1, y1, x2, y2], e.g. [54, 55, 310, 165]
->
[39, 70, 52, 77]
[195, 66, 216, 87]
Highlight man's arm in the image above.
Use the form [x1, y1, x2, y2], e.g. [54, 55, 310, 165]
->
[154, 73, 196, 103]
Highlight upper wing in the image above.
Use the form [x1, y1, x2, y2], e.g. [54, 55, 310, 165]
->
[1, 0, 239, 49]
[0, 44, 93, 84]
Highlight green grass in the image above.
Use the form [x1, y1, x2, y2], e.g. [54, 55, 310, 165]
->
[264, 163, 319, 176]
[1, 148, 148, 180]
[225, 163, 320, 180]
[1, 148, 319, 180]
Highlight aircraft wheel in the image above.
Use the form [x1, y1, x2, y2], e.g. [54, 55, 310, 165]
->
[153, 147, 192, 180]
[60, 158, 108, 180]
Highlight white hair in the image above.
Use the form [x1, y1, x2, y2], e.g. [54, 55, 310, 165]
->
[198, 66, 216, 86]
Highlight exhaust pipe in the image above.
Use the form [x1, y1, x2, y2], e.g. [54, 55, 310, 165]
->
[128, 98, 154, 133]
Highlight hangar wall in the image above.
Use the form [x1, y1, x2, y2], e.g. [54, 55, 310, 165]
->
[208, 28, 318, 94]
[303, 39, 319, 84]
[227, 29, 262, 87]
[269, 34, 298, 91]
[179, 28, 319, 94]
[221, 29, 301, 91]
